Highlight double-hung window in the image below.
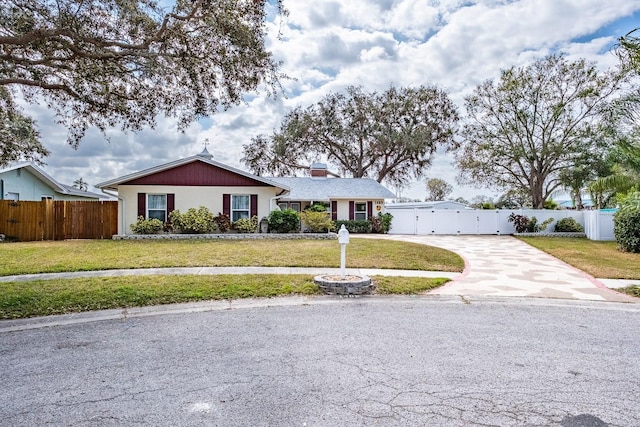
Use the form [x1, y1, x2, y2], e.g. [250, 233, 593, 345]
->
[148, 194, 167, 222]
[231, 195, 250, 221]
[354, 202, 367, 221]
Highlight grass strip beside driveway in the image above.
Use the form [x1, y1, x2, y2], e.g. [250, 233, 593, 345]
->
[0, 275, 450, 319]
[0, 239, 464, 276]
[518, 237, 640, 280]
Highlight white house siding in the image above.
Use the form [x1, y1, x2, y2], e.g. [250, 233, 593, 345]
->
[118, 185, 279, 235]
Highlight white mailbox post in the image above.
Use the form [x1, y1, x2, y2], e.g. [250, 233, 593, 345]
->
[338, 224, 350, 279]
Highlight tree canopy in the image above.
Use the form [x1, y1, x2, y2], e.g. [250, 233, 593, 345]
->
[618, 28, 640, 73]
[0, 86, 49, 166]
[0, 0, 283, 157]
[242, 85, 459, 186]
[453, 55, 623, 208]
[584, 28, 640, 207]
[425, 178, 452, 201]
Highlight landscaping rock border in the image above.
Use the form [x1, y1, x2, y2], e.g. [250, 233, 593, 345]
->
[313, 274, 374, 295]
[514, 232, 586, 238]
[113, 233, 338, 240]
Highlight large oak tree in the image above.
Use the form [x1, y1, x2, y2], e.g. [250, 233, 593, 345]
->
[0, 86, 49, 165]
[453, 55, 623, 208]
[242, 85, 459, 187]
[0, 0, 283, 165]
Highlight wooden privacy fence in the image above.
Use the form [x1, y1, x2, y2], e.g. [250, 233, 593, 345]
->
[0, 200, 118, 241]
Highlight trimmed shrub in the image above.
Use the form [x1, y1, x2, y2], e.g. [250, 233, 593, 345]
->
[300, 211, 334, 233]
[130, 216, 163, 234]
[214, 213, 231, 233]
[554, 217, 584, 232]
[334, 220, 372, 234]
[526, 216, 539, 232]
[169, 206, 216, 234]
[614, 191, 640, 253]
[232, 216, 259, 233]
[268, 209, 300, 233]
[614, 209, 640, 252]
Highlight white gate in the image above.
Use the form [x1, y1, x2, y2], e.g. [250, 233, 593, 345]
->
[385, 206, 611, 240]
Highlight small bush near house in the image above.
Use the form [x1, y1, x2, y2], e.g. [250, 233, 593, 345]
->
[307, 203, 329, 212]
[334, 220, 372, 234]
[268, 209, 300, 233]
[232, 216, 259, 233]
[370, 216, 383, 233]
[380, 212, 393, 233]
[554, 217, 584, 232]
[214, 213, 231, 233]
[614, 191, 640, 253]
[529, 217, 553, 232]
[526, 216, 539, 232]
[300, 210, 334, 233]
[169, 206, 216, 234]
[508, 213, 529, 233]
[370, 212, 393, 234]
[130, 216, 163, 234]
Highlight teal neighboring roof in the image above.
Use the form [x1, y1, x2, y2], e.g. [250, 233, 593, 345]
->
[268, 177, 395, 201]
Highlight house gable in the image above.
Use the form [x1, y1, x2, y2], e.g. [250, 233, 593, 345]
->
[122, 161, 271, 187]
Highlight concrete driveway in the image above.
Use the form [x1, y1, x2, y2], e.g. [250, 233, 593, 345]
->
[357, 235, 637, 303]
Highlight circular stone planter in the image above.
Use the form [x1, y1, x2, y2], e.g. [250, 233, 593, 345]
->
[313, 274, 374, 295]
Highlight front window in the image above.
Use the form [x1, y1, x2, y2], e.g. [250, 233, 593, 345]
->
[232, 195, 250, 221]
[148, 194, 167, 222]
[355, 202, 367, 220]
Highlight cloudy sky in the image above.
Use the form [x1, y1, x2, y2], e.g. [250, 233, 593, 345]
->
[20, 0, 640, 201]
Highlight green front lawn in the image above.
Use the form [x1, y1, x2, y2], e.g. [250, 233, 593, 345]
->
[517, 237, 640, 279]
[0, 238, 463, 319]
[0, 238, 464, 276]
[0, 275, 450, 319]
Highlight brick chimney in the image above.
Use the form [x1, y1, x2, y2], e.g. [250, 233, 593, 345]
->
[310, 163, 328, 178]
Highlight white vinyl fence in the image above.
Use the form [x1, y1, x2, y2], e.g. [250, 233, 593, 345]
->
[386, 206, 615, 241]
[583, 210, 616, 241]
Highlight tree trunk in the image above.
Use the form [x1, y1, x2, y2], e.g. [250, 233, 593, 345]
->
[531, 175, 545, 209]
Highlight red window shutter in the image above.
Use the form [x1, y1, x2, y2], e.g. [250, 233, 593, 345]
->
[367, 201, 373, 219]
[250, 194, 258, 217]
[331, 201, 337, 221]
[349, 201, 355, 220]
[167, 194, 175, 214]
[138, 193, 146, 218]
[223, 194, 230, 216]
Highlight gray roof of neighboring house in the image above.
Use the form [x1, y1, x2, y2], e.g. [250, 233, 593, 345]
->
[0, 162, 103, 199]
[268, 177, 395, 201]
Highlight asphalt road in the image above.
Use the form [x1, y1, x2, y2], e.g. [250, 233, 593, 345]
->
[1, 296, 639, 426]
